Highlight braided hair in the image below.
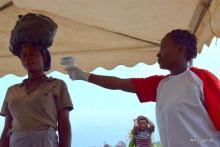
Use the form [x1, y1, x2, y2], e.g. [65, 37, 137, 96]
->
[166, 29, 197, 61]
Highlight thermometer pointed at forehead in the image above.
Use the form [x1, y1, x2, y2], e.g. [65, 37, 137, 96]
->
[60, 56, 75, 66]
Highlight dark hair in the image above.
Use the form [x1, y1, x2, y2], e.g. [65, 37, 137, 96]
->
[137, 115, 148, 123]
[39, 48, 51, 71]
[166, 29, 197, 61]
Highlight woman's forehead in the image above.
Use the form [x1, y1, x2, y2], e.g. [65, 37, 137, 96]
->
[21, 45, 40, 53]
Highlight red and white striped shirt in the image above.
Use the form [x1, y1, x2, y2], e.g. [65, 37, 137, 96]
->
[135, 129, 151, 147]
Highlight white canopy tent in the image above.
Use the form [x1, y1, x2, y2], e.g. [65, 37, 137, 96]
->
[0, 0, 219, 76]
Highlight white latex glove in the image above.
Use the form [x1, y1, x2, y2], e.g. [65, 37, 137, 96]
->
[65, 66, 91, 81]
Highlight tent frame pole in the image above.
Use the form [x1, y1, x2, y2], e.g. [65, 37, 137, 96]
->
[190, 0, 212, 34]
[0, 1, 13, 12]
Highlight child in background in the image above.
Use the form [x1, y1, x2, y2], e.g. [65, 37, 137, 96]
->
[129, 116, 155, 147]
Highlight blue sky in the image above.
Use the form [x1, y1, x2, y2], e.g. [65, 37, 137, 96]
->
[0, 37, 219, 147]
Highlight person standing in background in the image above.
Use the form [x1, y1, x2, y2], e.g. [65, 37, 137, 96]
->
[129, 116, 155, 147]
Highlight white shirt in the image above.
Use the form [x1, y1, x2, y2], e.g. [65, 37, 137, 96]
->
[156, 69, 220, 147]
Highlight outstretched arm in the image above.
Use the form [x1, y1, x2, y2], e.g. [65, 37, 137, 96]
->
[88, 74, 136, 93]
[66, 66, 136, 93]
[66, 66, 165, 102]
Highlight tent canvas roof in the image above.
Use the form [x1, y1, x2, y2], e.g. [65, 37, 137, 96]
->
[0, 0, 219, 76]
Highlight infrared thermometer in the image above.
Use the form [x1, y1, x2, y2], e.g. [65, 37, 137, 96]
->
[61, 56, 76, 79]
[61, 56, 75, 67]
